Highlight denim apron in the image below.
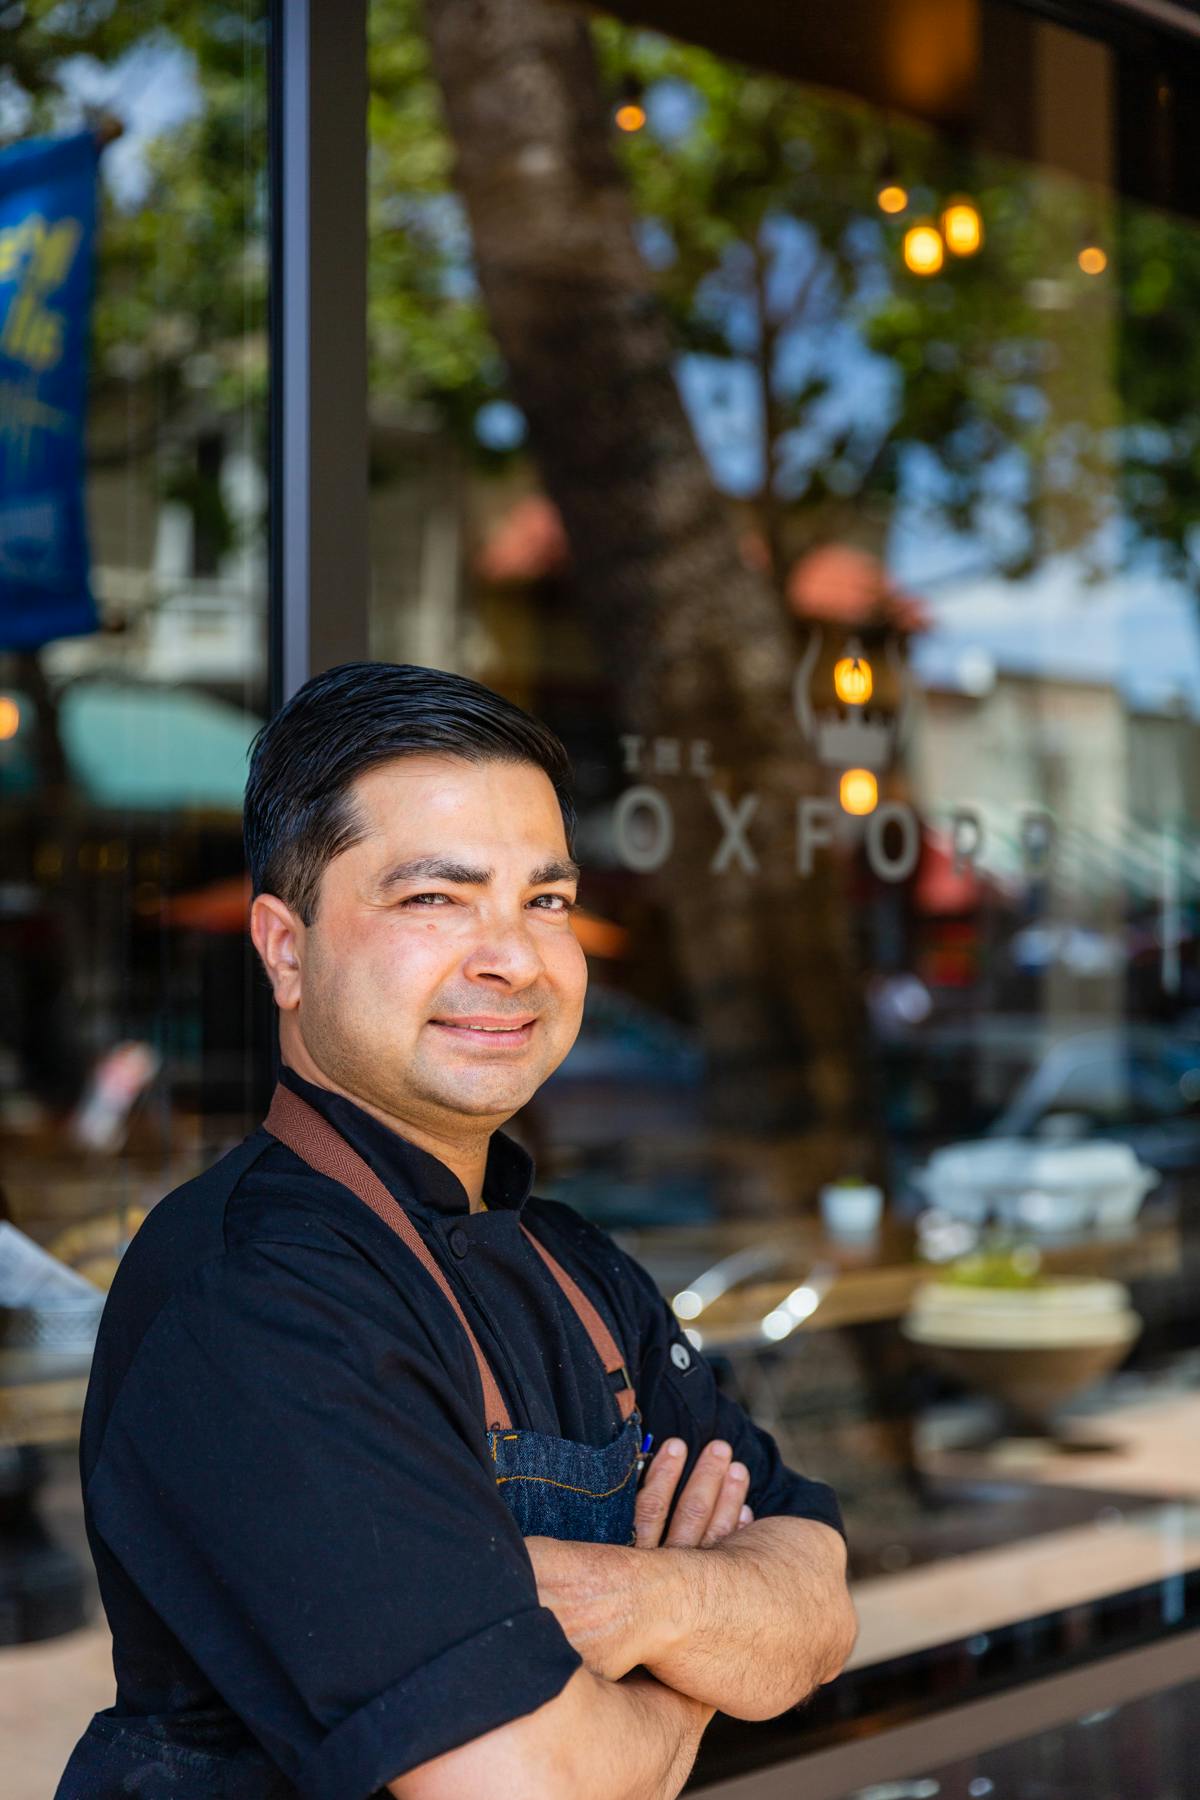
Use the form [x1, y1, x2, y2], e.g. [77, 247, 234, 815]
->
[57, 1084, 642, 1798]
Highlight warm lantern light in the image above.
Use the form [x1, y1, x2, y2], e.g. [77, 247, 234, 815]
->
[903, 223, 944, 276]
[834, 654, 874, 706]
[1078, 244, 1107, 275]
[0, 695, 20, 741]
[941, 198, 983, 256]
[615, 102, 646, 132]
[840, 769, 879, 816]
[877, 183, 908, 215]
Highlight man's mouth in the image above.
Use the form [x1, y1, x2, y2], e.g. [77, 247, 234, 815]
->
[430, 1016, 537, 1045]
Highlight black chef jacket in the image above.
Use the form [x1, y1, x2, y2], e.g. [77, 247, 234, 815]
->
[77, 1063, 844, 1800]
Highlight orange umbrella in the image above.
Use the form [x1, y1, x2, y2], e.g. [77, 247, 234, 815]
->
[157, 874, 251, 933]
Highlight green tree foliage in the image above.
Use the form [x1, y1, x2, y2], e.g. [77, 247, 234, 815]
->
[2, 1, 269, 449]
[591, 24, 1191, 582]
[7, 1, 1200, 584]
[368, 0, 500, 440]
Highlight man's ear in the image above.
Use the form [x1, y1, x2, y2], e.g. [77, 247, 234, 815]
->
[250, 893, 305, 1011]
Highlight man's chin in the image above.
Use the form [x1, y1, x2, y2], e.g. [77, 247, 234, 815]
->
[426, 1075, 541, 1124]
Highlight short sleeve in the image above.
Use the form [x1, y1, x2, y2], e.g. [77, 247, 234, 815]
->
[85, 1236, 580, 1800]
[625, 1256, 845, 1539]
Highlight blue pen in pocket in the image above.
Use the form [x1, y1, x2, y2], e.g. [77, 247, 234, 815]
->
[635, 1432, 654, 1482]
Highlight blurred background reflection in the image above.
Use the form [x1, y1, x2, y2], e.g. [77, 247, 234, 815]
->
[7, 0, 1200, 1792]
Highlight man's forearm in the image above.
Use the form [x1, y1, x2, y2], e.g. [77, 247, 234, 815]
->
[644, 1517, 856, 1720]
[610, 1674, 715, 1800]
[528, 1515, 856, 1723]
[388, 1667, 713, 1800]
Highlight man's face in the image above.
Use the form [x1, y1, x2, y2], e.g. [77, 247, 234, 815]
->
[276, 755, 587, 1134]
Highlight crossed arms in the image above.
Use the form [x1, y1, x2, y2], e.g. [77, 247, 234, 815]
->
[388, 1437, 857, 1800]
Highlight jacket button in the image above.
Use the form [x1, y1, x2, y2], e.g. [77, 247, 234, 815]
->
[449, 1227, 469, 1259]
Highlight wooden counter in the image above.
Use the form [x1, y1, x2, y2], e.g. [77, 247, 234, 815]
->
[662, 1220, 1181, 1349]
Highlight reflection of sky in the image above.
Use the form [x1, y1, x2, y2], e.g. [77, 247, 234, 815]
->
[645, 78, 704, 144]
[663, 195, 1200, 719]
[53, 43, 202, 207]
[676, 334, 897, 499]
[675, 210, 900, 499]
[677, 320, 1200, 717]
[909, 556, 1200, 714]
[676, 356, 762, 495]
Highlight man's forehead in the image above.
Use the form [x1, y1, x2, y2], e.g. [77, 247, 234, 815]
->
[349, 755, 570, 858]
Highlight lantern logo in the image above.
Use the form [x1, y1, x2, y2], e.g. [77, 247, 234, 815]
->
[791, 630, 912, 774]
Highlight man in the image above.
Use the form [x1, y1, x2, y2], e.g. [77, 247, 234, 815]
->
[58, 663, 855, 1800]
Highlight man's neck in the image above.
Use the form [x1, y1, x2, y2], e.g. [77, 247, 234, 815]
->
[279, 1049, 492, 1212]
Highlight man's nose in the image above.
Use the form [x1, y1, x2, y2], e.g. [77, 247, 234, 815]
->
[461, 911, 546, 987]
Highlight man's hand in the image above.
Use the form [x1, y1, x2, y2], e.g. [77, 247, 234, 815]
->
[634, 1438, 753, 1550]
[523, 1535, 657, 1680]
[527, 1442, 855, 1723]
[525, 1436, 754, 1681]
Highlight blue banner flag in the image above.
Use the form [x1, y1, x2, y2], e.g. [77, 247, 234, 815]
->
[0, 131, 100, 649]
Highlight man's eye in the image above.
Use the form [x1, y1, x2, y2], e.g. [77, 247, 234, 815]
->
[532, 894, 578, 912]
[402, 893, 453, 907]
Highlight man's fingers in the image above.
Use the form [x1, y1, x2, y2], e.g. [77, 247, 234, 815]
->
[699, 1462, 750, 1548]
[633, 1439, 686, 1548]
[635, 1438, 755, 1550]
[738, 1505, 754, 1530]
[664, 1440, 734, 1547]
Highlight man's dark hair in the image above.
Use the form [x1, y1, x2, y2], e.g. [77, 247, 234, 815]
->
[244, 662, 576, 924]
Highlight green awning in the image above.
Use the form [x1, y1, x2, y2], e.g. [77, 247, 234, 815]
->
[59, 680, 260, 813]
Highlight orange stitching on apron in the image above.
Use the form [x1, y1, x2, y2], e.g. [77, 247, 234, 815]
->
[494, 1461, 638, 1501]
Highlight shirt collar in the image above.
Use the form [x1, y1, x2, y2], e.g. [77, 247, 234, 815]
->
[277, 1064, 536, 1219]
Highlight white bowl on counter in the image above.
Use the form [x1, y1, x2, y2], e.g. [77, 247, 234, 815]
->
[911, 1139, 1157, 1236]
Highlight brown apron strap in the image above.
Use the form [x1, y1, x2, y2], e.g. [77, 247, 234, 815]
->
[264, 1082, 639, 1430]
[264, 1083, 512, 1430]
[521, 1227, 638, 1422]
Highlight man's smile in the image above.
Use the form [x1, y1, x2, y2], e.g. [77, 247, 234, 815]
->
[430, 1014, 538, 1047]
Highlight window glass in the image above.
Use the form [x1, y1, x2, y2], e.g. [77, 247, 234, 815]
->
[368, 0, 1200, 1757]
[0, 0, 269, 1673]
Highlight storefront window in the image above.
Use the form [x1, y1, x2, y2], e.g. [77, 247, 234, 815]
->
[0, 0, 268, 1652]
[369, 0, 1200, 1760]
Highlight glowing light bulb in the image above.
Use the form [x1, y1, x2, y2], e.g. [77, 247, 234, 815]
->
[877, 183, 908, 215]
[1078, 244, 1107, 275]
[904, 223, 944, 276]
[840, 769, 879, 816]
[941, 198, 983, 256]
[615, 102, 646, 133]
[834, 655, 874, 706]
[0, 696, 20, 741]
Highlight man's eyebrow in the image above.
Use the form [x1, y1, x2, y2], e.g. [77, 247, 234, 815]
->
[376, 857, 490, 891]
[530, 857, 582, 884]
[375, 855, 581, 892]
